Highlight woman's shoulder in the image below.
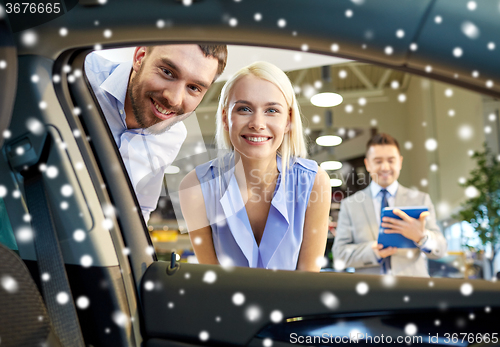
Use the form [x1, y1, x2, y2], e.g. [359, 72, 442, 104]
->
[290, 157, 318, 173]
[195, 153, 234, 183]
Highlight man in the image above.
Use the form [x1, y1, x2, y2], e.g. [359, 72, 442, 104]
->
[333, 133, 447, 277]
[85, 44, 227, 221]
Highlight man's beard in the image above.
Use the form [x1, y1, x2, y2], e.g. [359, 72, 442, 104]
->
[127, 70, 187, 135]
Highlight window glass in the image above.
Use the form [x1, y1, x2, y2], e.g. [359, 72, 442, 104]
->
[88, 45, 500, 279]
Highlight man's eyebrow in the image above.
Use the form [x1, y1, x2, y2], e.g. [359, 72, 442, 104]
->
[159, 57, 209, 89]
[373, 156, 396, 160]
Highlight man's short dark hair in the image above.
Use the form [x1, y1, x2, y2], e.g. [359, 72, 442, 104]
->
[366, 133, 401, 156]
[197, 44, 228, 80]
[146, 44, 228, 81]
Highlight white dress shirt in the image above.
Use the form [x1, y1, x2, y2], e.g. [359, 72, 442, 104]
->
[85, 53, 187, 222]
[369, 180, 399, 226]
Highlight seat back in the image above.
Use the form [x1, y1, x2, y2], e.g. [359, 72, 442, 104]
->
[0, 243, 62, 347]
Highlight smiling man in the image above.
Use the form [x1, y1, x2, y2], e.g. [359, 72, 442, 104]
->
[85, 44, 227, 222]
[333, 133, 447, 277]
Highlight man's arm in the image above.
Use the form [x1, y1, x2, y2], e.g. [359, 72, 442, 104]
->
[333, 200, 381, 269]
[416, 194, 447, 259]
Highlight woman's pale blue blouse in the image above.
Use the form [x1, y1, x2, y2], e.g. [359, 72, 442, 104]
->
[195, 154, 318, 270]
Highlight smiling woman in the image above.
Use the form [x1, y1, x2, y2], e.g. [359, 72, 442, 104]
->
[179, 61, 331, 272]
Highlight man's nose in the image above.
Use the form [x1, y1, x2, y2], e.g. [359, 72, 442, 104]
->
[248, 112, 266, 130]
[163, 85, 183, 108]
[381, 161, 390, 170]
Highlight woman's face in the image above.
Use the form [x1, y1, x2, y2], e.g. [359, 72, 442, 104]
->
[223, 75, 290, 162]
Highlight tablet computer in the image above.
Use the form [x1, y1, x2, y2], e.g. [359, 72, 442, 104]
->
[377, 206, 428, 248]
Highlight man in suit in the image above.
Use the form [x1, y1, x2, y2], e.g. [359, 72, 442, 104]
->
[333, 133, 447, 277]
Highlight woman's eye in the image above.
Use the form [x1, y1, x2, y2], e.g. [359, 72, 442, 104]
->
[267, 108, 279, 113]
[238, 106, 251, 112]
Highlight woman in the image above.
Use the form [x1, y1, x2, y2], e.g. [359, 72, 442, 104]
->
[179, 61, 331, 271]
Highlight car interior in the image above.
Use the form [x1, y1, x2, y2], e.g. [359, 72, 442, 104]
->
[1, 0, 500, 346]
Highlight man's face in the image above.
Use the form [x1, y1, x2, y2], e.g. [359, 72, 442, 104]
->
[126, 44, 219, 132]
[364, 144, 403, 188]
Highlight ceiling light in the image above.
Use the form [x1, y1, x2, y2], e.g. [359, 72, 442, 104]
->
[310, 92, 343, 107]
[316, 134, 342, 146]
[316, 110, 343, 147]
[310, 66, 343, 107]
[330, 178, 343, 187]
[320, 161, 343, 170]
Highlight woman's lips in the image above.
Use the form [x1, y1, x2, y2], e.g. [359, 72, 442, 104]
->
[241, 135, 272, 145]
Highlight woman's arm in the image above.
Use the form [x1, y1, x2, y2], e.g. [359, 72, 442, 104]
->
[179, 170, 219, 265]
[296, 167, 331, 272]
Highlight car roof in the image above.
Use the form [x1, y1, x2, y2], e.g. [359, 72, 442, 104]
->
[11, 0, 500, 99]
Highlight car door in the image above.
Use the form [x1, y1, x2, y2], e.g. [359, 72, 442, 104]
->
[2, 1, 500, 346]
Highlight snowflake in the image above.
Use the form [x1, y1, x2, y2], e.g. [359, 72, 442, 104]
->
[76, 296, 90, 309]
[270, 310, 283, 323]
[17, 227, 33, 242]
[232, 292, 245, 305]
[202, 270, 217, 284]
[460, 283, 473, 296]
[425, 138, 438, 151]
[453, 47, 463, 58]
[321, 292, 339, 309]
[1, 275, 19, 293]
[112, 311, 129, 327]
[467, 1, 477, 11]
[73, 229, 86, 242]
[461, 21, 480, 39]
[56, 292, 69, 305]
[21, 30, 38, 47]
[199, 331, 209, 341]
[356, 282, 369, 295]
[245, 305, 262, 322]
[405, 323, 417, 335]
[80, 255, 93, 267]
[229, 18, 238, 27]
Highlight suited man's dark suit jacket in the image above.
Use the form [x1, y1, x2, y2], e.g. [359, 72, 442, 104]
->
[333, 184, 447, 277]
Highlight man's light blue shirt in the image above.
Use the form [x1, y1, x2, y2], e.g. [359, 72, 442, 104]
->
[85, 52, 187, 221]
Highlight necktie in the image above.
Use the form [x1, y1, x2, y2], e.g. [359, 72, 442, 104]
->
[379, 189, 391, 274]
[380, 189, 389, 219]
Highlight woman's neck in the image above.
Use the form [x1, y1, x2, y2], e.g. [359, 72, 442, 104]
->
[233, 152, 279, 189]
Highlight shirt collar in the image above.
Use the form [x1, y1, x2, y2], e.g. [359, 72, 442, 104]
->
[100, 60, 132, 109]
[370, 180, 399, 198]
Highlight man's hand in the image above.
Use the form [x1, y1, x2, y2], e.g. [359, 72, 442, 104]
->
[381, 209, 429, 243]
[372, 242, 397, 258]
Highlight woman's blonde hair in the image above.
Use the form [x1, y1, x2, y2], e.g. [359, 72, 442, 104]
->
[215, 61, 307, 173]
